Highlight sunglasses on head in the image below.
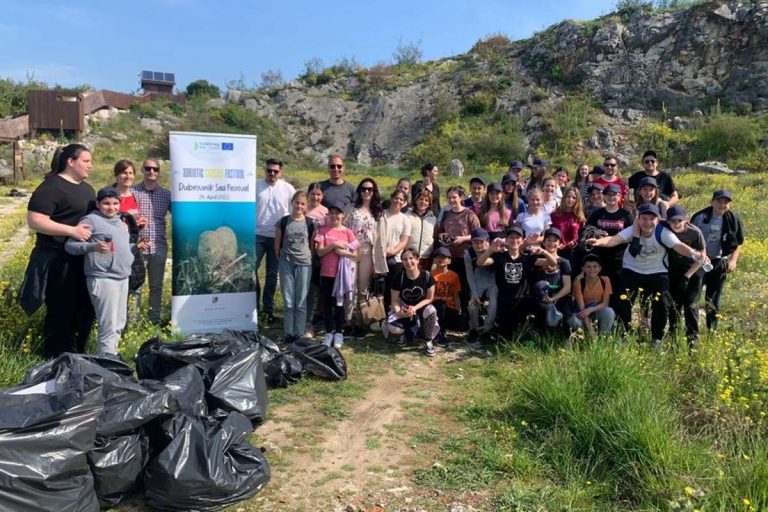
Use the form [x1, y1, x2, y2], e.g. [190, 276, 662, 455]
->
[329, 164, 343, 170]
[143, 166, 159, 173]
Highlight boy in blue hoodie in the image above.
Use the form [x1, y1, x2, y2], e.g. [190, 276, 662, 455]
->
[66, 187, 143, 355]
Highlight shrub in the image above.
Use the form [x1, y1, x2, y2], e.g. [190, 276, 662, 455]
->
[0, 77, 48, 118]
[538, 94, 601, 159]
[632, 120, 694, 167]
[691, 114, 762, 162]
[185, 79, 221, 99]
[393, 39, 423, 66]
[471, 33, 512, 71]
[461, 92, 496, 116]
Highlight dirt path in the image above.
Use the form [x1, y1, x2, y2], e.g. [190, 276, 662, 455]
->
[250, 347, 483, 512]
[0, 196, 30, 268]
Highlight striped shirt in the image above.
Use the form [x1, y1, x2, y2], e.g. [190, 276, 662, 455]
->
[132, 183, 171, 254]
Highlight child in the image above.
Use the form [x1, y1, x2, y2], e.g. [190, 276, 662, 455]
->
[690, 189, 744, 330]
[530, 227, 574, 331]
[314, 200, 358, 348]
[431, 247, 462, 347]
[387, 248, 440, 356]
[584, 182, 605, 218]
[275, 190, 315, 344]
[572, 253, 615, 336]
[65, 187, 139, 355]
[464, 177, 485, 215]
[477, 226, 556, 337]
[515, 187, 551, 248]
[464, 228, 497, 344]
[479, 183, 512, 240]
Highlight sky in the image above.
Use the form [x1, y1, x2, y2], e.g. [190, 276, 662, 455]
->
[1, 0, 618, 93]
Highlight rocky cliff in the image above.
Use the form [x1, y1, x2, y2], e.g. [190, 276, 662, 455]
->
[231, 1, 768, 165]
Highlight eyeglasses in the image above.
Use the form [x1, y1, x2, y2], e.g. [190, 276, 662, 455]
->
[360, 187, 374, 192]
[603, 163, 617, 167]
[329, 164, 343, 170]
[143, 166, 159, 173]
[265, 169, 280, 174]
[643, 159, 657, 164]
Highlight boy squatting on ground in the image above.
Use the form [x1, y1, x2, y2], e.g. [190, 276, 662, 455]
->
[66, 186, 146, 355]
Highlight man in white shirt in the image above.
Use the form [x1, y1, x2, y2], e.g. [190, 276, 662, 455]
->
[256, 158, 296, 324]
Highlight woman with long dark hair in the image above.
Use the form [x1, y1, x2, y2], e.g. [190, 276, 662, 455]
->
[21, 144, 96, 357]
[344, 178, 387, 337]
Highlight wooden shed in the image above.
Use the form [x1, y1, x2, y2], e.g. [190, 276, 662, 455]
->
[28, 90, 85, 138]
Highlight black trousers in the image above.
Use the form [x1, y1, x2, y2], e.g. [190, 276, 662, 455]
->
[668, 269, 703, 340]
[43, 251, 95, 358]
[702, 258, 728, 329]
[433, 299, 468, 334]
[620, 269, 670, 341]
[319, 276, 345, 334]
[496, 298, 536, 338]
[448, 258, 470, 322]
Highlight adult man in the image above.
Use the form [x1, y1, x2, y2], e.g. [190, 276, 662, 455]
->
[256, 158, 295, 324]
[593, 155, 628, 206]
[691, 189, 744, 330]
[628, 150, 678, 205]
[133, 157, 171, 324]
[320, 154, 356, 210]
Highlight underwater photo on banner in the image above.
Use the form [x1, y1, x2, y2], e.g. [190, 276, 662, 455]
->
[169, 131, 258, 333]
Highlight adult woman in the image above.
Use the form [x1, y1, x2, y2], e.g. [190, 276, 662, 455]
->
[412, 163, 441, 216]
[406, 189, 436, 270]
[436, 186, 481, 316]
[573, 163, 591, 201]
[479, 183, 511, 240]
[387, 248, 440, 357]
[550, 186, 586, 270]
[344, 178, 386, 337]
[587, 203, 707, 349]
[113, 160, 143, 221]
[303, 182, 328, 338]
[21, 144, 96, 358]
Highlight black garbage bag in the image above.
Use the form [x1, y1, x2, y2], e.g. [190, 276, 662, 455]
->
[135, 332, 268, 425]
[289, 339, 348, 381]
[263, 352, 304, 388]
[144, 411, 270, 511]
[0, 373, 102, 512]
[24, 352, 134, 386]
[87, 432, 149, 508]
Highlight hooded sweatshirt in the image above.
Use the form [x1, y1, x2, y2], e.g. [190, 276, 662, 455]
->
[65, 211, 134, 279]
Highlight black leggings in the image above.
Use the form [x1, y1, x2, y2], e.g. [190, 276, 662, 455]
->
[42, 251, 95, 358]
[320, 276, 345, 334]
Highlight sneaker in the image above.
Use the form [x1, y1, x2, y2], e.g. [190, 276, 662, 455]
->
[369, 321, 382, 332]
[652, 339, 663, 351]
[353, 326, 366, 340]
[323, 333, 334, 347]
[284, 334, 299, 345]
[333, 332, 344, 348]
[262, 313, 276, 326]
[424, 341, 436, 357]
[688, 338, 698, 354]
[303, 328, 314, 339]
[479, 331, 492, 345]
[435, 333, 449, 348]
[467, 330, 479, 344]
[396, 335, 407, 348]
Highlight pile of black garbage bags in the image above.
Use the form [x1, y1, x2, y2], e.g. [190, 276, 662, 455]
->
[0, 330, 347, 511]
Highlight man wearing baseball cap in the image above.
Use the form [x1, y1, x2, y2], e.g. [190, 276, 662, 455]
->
[690, 189, 744, 330]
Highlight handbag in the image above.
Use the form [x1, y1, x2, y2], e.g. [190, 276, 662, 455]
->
[359, 276, 386, 325]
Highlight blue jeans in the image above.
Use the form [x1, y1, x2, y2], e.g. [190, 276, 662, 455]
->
[254, 235, 278, 315]
[279, 259, 311, 338]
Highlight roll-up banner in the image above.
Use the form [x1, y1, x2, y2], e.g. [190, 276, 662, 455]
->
[169, 131, 258, 333]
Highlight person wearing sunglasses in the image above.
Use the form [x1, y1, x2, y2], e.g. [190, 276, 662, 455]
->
[132, 157, 171, 324]
[592, 154, 629, 208]
[256, 158, 295, 325]
[628, 150, 679, 206]
[320, 154, 356, 210]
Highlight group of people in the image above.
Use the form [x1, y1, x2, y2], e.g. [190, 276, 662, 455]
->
[258, 152, 744, 357]
[21, 144, 171, 357]
[20, 144, 744, 360]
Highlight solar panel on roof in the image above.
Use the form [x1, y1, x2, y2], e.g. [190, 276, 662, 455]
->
[141, 71, 153, 80]
[153, 71, 164, 81]
[164, 73, 175, 83]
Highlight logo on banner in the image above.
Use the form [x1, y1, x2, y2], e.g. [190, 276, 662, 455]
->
[212, 296, 219, 304]
[221, 142, 234, 150]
